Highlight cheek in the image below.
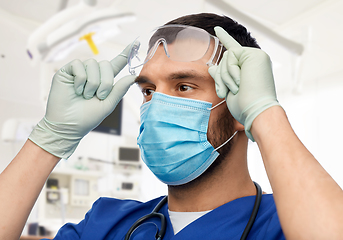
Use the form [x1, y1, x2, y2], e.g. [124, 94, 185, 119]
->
[207, 106, 235, 145]
[207, 106, 223, 141]
[208, 103, 227, 126]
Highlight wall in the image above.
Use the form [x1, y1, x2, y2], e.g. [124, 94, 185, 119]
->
[248, 68, 343, 193]
[0, 11, 43, 172]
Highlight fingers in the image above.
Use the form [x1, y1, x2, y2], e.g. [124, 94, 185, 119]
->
[58, 43, 136, 101]
[82, 59, 100, 99]
[209, 65, 228, 98]
[105, 75, 136, 109]
[97, 61, 114, 100]
[63, 59, 87, 96]
[60, 43, 136, 102]
[214, 26, 242, 50]
[208, 51, 239, 96]
[110, 43, 134, 76]
[220, 51, 239, 94]
[209, 27, 246, 97]
[83, 43, 135, 99]
[64, 59, 102, 99]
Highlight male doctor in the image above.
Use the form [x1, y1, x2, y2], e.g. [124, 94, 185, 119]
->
[0, 13, 343, 240]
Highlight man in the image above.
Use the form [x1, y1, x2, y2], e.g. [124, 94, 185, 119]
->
[0, 13, 342, 240]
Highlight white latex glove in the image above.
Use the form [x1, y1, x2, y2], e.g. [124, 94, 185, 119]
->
[208, 27, 281, 141]
[29, 44, 136, 159]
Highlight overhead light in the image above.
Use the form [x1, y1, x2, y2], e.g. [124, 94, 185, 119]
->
[40, 11, 135, 62]
[27, 2, 136, 64]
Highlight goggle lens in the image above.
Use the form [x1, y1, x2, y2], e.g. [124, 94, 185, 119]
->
[127, 25, 222, 75]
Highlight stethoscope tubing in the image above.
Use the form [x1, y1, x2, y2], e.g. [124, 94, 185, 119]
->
[124, 196, 167, 240]
[125, 182, 262, 240]
[240, 182, 262, 240]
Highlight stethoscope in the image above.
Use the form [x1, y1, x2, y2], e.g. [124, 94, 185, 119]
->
[124, 182, 262, 240]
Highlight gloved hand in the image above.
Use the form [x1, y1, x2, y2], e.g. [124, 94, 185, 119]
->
[29, 44, 136, 159]
[208, 27, 281, 141]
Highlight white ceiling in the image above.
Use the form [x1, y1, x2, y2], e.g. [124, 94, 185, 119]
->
[224, 0, 328, 26]
[0, 0, 334, 31]
[0, 0, 342, 99]
[0, 0, 331, 26]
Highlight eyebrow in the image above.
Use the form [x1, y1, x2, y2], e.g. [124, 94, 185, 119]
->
[134, 70, 207, 85]
[134, 75, 151, 85]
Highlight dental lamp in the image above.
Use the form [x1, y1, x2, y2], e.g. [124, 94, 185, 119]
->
[26, 0, 135, 65]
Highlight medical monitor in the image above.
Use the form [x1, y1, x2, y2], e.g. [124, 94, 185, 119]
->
[92, 99, 123, 135]
[113, 146, 141, 166]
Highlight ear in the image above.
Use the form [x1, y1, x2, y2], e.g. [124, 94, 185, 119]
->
[234, 119, 245, 131]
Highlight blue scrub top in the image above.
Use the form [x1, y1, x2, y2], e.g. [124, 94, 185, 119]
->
[46, 194, 285, 240]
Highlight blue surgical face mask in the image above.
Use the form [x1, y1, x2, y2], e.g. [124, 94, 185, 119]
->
[137, 92, 237, 185]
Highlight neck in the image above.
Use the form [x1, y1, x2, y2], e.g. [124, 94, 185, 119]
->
[167, 132, 256, 212]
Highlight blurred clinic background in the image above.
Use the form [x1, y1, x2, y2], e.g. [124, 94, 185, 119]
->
[0, 0, 342, 238]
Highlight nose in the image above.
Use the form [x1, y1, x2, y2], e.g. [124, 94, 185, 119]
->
[140, 48, 178, 97]
[153, 83, 174, 96]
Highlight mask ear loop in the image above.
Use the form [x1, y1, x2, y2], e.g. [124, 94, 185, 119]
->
[207, 99, 226, 110]
[214, 131, 238, 152]
[206, 99, 238, 152]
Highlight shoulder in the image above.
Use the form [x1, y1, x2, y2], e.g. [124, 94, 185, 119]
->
[53, 196, 166, 240]
[91, 196, 164, 210]
[87, 196, 165, 220]
[258, 194, 277, 214]
[253, 194, 285, 240]
[223, 194, 285, 239]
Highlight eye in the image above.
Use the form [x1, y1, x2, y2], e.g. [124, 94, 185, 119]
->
[142, 88, 155, 96]
[178, 85, 193, 92]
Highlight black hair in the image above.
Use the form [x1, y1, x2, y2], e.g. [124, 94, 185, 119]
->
[164, 13, 260, 49]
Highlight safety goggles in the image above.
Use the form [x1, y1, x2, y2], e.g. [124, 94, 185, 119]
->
[127, 24, 223, 75]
